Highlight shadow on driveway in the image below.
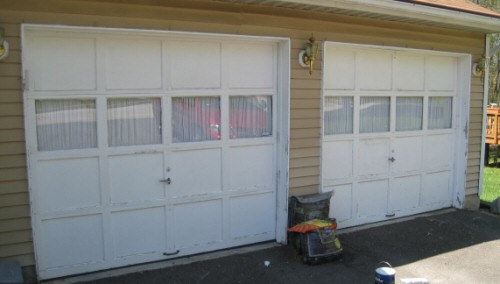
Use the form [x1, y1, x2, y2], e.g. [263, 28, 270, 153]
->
[79, 210, 500, 284]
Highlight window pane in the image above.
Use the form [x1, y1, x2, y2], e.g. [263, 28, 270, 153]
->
[107, 98, 162, 147]
[36, 99, 97, 151]
[428, 97, 452, 129]
[360, 97, 390, 133]
[324, 96, 353, 135]
[396, 97, 423, 131]
[172, 97, 221, 142]
[230, 96, 272, 139]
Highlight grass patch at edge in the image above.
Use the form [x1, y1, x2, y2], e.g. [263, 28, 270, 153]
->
[481, 166, 500, 204]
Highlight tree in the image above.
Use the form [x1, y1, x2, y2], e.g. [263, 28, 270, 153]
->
[474, 0, 498, 8]
[474, 0, 500, 105]
[491, 34, 500, 104]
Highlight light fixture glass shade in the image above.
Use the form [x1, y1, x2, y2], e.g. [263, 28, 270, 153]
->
[298, 36, 319, 75]
[305, 43, 312, 57]
[0, 27, 9, 61]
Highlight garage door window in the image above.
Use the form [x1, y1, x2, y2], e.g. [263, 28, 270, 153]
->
[360, 96, 390, 133]
[172, 96, 221, 142]
[324, 96, 353, 135]
[107, 98, 162, 147]
[396, 97, 423, 132]
[35, 99, 97, 151]
[428, 97, 453, 129]
[229, 96, 272, 139]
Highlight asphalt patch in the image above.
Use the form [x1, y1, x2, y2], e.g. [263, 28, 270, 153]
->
[78, 210, 500, 284]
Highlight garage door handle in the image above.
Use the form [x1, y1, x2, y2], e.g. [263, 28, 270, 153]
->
[388, 157, 396, 162]
[163, 250, 179, 256]
[160, 178, 172, 184]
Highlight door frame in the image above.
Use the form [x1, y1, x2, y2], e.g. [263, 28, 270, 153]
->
[21, 24, 290, 279]
[320, 41, 471, 219]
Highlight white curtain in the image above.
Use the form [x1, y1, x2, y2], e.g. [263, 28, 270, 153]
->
[36, 100, 97, 151]
[428, 97, 453, 129]
[172, 97, 221, 142]
[360, 97, 390, 133]
[396, 97, 423, 131]
[229, 96, 272, 139]
[324, 96, 353, 135]
[107, 98, 162, 147]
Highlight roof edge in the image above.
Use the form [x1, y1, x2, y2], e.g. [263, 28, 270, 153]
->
[266, 0, 500, 33]
[397, 0, 500, 18]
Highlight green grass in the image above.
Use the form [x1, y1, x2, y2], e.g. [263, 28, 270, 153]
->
[481, 166, 500, 204]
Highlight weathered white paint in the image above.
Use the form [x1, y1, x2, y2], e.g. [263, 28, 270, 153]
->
[321, 42, 470, 228]
[23, 25, 290, 280]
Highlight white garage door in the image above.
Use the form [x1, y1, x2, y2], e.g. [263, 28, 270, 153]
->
[23, 26, 288, 279]
[322, 42, 469, 228]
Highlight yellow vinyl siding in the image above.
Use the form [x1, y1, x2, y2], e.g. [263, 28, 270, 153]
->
[0, 130, 25, 143]
[0, 11, 31, 265]
[0, 91, 23, 104]
[467, 71, 485, 202]
[0, 64, 21, 77]
[0, 0, 486, 268]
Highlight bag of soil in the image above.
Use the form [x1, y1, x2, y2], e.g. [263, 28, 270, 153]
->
[289, 219, 343, 264]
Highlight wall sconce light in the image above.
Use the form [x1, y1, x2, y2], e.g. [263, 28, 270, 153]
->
[472, 57, 487, 77]
[298, 35, 319, 75]
[0, 28, 9, 61]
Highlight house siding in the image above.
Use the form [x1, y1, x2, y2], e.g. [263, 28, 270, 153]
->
[0, 0, 485, 269]
[0, 15, 31, 265]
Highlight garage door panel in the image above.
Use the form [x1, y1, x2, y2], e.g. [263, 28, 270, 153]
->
[229, 145, 273, 191]
[109, 153, 164, 203]
[40, 214, 104, 269]
[37, 157, 101, 212]
[356, 179, 388, 218]
[327, 184, 352, 223]
[170, 148, 222, 196]
[395, 53, 425, 91]
[358, 138, 390, 177]
[111, 207, 166, 258]
[423, 134, 452, 170]
[31, 36, 97, 91]
[324, 46, 355, 90]
[323, 140, 353, 182]
[390, 175, 421, 211]
[174, 200, 222, 249]
[104, 39, 163, 90]
[357, 49, 392, 91]
[423, 171, 451, 204]
[170, 41, 221, 89]
[226, 43, 274, 89]
[230, 193, 275, 239]
[392, 136, 422, 174]
[426, 56, 457, 91]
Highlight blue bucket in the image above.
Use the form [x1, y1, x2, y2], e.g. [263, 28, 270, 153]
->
[375, 261, 395, 284]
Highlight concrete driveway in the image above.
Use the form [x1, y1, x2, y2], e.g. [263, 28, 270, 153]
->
[48, 209, 500, 284]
